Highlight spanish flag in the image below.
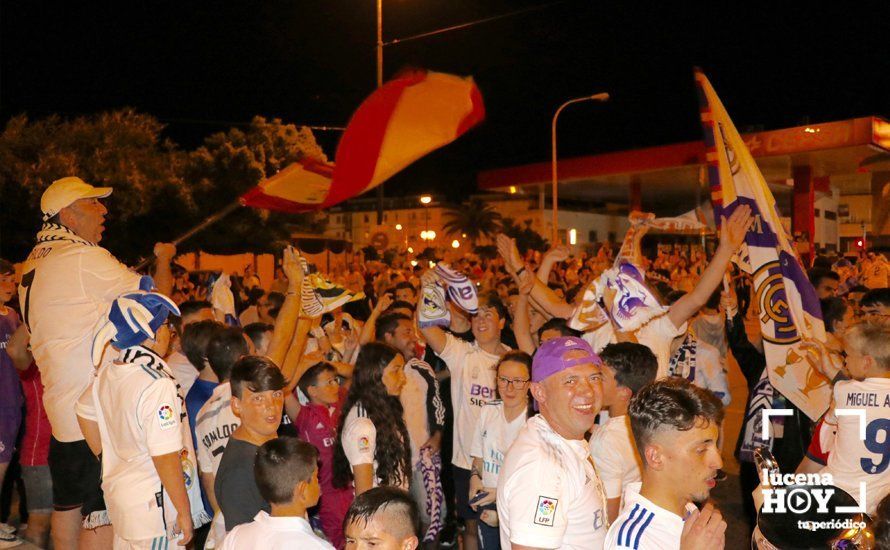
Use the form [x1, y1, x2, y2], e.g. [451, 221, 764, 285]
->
[241, 70, 485, 212]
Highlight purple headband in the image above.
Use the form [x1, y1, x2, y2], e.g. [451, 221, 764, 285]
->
[531, 336, 602, 383]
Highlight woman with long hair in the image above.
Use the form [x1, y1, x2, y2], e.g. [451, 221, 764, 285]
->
[333, 342, 411, 496]
[467, 350, 533, 550]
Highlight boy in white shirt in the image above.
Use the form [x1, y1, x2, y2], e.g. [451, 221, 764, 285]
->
[76, 289, 208, 549]
[220, 436, 333, 549]
[605, 378, 726, 550]
[589, 343, 657, 522]
[820, 321, 890, 515]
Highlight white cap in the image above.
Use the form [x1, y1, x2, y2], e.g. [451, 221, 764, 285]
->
[41, 177, 112, 221]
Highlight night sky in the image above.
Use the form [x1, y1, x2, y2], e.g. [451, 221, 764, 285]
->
[3, 1, 890, 202]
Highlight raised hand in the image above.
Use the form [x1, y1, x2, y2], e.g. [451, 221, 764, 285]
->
[497, 234, 523, 274]
[719, 204, 754, 251]
[545, 244, 571, 263]
[282, 246, 303, 289]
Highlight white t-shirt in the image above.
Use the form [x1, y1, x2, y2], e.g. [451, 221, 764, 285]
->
[470, 400, 528, 488]
[604, 482, 694, 549]
[220, 511, 334, 550]
[75, 346, 195, 541]
[498, 415, 608, 549]
[167, 350, 199, 397]
[20, 225, 142, 442]
[195, 382, 240, 475]
[437, 334, 508, 469]
[821, 377, 890, 515]
[589, 415, 641, 503]
[581, 315, 685, 380]
[341, 403, 409, 490]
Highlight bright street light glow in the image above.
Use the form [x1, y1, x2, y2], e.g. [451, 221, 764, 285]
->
[452, 239, 460, 248]
[509, 186, 517, 194]
[408, 247, 414, 253]
[420, 195, 432, 205]
[395, 223, 403, 230]
[410, 260, 418, 267]
[569, 228, 577, 245]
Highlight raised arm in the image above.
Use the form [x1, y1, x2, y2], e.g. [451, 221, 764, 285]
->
[152, 242, 177, 297]
[360, 293, 394, 345]
[513, 273, 537, 354]
[498, 234, 575, 319]
[668, 205, 753, 329]
[536, 245, 570, 286]
[267, 246, 303, 367]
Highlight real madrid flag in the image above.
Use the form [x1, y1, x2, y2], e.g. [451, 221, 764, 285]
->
[696, 69, 830, 420]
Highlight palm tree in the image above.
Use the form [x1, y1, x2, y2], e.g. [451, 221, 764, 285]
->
[443, 198, 502, 247]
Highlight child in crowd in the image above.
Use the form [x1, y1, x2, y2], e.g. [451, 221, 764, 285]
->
[75, 289, 208, 548]
[819, 321, 890, 515]
[589, 343, 657, 522]
[215, 356, 286, 532]
[220, 436, 333, 549]
[343, 487, 421, 550]
[468, 351, 533, 550]
[295, 362, 353, 548]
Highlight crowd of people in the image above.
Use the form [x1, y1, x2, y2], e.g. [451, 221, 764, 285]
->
[1, 176, 890, 549]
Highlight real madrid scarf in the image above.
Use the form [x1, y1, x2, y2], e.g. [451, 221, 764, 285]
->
[119, 346, 212, 533]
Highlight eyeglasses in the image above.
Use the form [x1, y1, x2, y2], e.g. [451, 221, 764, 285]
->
[497, 376, 529, 389]
[312, 377, 340, 388]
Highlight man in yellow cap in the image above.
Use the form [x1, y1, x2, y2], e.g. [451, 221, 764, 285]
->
[19, 176, 177, 550]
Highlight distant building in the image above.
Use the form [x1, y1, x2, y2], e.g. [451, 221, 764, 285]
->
[479, 116, 890, 254]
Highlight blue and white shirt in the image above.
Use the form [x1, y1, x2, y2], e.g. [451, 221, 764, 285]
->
[605, 482, 695, 549]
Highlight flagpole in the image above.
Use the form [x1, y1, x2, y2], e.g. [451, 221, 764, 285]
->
[133, 199, 244, 271]
[375, 0, 385, 226]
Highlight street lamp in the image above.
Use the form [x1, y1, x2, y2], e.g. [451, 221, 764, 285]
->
[420, 195, 432, 205]
[551, 92, 609, 243]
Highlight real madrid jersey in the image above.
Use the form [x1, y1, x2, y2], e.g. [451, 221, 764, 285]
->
[76, 345, 206, 540]
[822, 377, 890, 515]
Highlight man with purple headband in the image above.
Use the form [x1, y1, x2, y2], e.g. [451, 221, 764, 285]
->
[497, 337, 608, 549]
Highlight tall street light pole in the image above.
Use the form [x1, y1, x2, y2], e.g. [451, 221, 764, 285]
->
[550, 92, 609, 244]
[375, 0, 385, 226]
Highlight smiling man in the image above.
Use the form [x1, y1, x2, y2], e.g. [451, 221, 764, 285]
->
[605, 378, 726, 549]
[497, 336, 609, 549]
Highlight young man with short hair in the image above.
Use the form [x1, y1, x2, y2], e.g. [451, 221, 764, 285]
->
[605, 378, 726, 549]
[860, 288, 890, 327]
[220, 436, 333, 549]
[344, 486, 421, 550]
[215, 356, 287, 532]
[589, 343, 658, 523]
[808, 267, 840, 299]
[497, 337, 608, 550]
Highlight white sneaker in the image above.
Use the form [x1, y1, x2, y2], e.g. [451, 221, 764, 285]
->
[0, 526, 13, 536]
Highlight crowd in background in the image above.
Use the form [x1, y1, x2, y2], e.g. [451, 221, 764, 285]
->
[2, 177, 890, 549]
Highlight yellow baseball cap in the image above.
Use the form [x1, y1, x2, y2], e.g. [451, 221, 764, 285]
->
[41, 177, 112, 221]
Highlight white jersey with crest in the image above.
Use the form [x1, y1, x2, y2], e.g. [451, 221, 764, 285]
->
[821, 377, 890, 515]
